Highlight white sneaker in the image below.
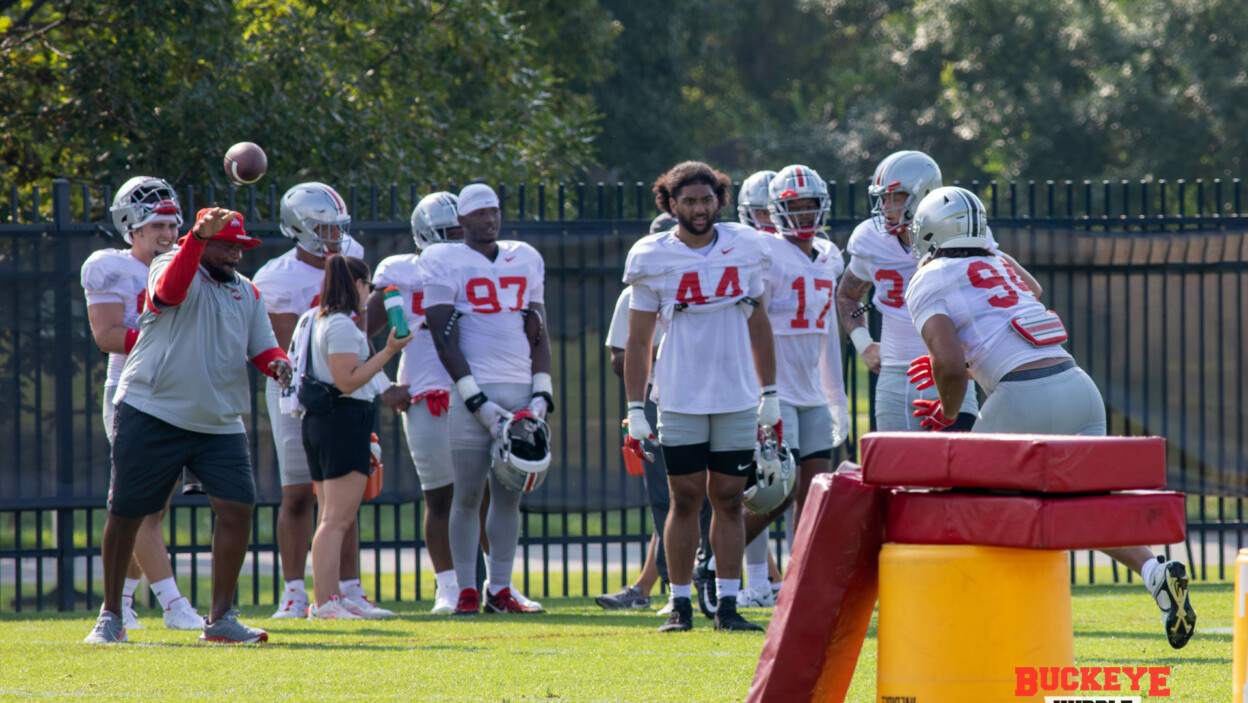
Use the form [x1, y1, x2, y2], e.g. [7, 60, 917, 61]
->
[343, 594, 395, 619]
[162, 597, 204, 630]
[737, 585, 777, 608]
[271, 588, 310, 619]
[657, 598, 674, 616]
[511, 584, 542, 610]
[120, 596, 145, 630]
[307, 595, 361, 620]
[431, 585, 459, 615]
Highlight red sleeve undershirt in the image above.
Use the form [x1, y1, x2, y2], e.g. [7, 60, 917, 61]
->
[250, 348, 290, 379]
[151, 234, 208, 307]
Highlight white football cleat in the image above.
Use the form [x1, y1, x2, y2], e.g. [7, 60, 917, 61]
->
[431, 585, 459, 615]
[307, 596, 361, 620]
[343, 594, 395, 619]
[271, 588, 309, 619]
[511, 584, 542, 611]
[162, 596, 204, 630]
[736, 585, 777, 608]
[121, 596, 145, 630]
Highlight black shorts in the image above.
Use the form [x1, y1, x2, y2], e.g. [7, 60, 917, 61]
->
[301, 398, 375, 482]
[661, 442, 755, 478]
[109, 403, 255, 517]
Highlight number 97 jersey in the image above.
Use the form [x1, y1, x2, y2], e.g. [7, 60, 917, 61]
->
[906, 254, 1071, 394]
[416, 240, 545, 385]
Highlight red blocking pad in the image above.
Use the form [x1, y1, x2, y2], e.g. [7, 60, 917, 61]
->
[885, 490, 1186, 550]
[861, 433, 1166, 493]
[747, 464, 887, 703]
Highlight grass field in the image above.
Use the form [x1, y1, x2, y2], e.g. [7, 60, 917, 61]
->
[0, 581, 1232, 701]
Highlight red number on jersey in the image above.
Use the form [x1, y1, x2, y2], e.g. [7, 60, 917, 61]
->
[813, 278, 835, 329]
[714, 267, 741, 298]
[875, 269, 905, 308]
[790, 277, 810, 329]
[967, 260, 1020, 308]
[466, 278, 501, 313]
[309, 294, 320, 309]
[499, 276, 527, 311]
[676, 272, 708, 305]
[410, 291, 425, 316]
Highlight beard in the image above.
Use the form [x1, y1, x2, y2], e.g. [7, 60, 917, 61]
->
[202, 260, 236, 282]
[676, 210, 715, 236]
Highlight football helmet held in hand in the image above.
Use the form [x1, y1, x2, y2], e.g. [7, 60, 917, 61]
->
[744, 425, 795, 515]
[491, 409, 552, 493]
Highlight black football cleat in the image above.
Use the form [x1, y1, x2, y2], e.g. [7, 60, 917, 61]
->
[714, 596, 764, 632]
[658, 596, 693, 633]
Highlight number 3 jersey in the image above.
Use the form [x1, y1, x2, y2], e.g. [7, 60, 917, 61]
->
[762, 235, 847, 408]
[417, 240, 545, 385]
[845, 218, 997, 368]
[372, 252, 452, 395]
[80, 248, 150, 387]
[624, 222, 770, 415]
[907, 254, 1070, 394]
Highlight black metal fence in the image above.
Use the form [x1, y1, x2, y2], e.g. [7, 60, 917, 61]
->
[1, 177, 1245, 613]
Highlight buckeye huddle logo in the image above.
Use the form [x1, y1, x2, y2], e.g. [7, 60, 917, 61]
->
[1015, 665, 1170, 701]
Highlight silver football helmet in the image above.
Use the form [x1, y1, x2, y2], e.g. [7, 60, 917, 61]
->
[737, 170, 777, 232]
[279, 182, 351, 255]
[743, 426, 796, 515]
[869, 150, 942, 237]
[491, 409, 552, 493]
[110, 176, 182, 245]
[767, 165, 829, 239]
[909, 186, 990, 266]
[410, 191, 460, 251]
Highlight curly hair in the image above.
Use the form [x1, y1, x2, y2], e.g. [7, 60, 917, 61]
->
[652, 161, 732, 217]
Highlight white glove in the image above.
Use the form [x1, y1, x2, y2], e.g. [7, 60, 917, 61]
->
[758, 385, 781, 428]
[831, 404, 851, 448]
[529, 372, 553, 420]
[627, 403, 653, 441]
[476, 400, 513, 438]
[529, 395, 549, 420]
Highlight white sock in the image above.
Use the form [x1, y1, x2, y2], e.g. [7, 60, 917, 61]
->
[284, 579, 306, 594]
[435, 570, 458, 591]
[339, 578, 363, 599]
[707, 555, 717, 571]
[746, 564, 769, 588]
[717, 578, 740, 600]
[122, 578, 141, 599]
[488, 582, 509, 596]
[1140, 557, 1159, 586]
[671, 583, 692, 599]
[150, 577, 181, 610]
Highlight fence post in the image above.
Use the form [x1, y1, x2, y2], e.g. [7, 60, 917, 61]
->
[52, 179, 76, 611]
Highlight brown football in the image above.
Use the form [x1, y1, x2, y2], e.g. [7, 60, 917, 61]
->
[223, 142, 268, 186]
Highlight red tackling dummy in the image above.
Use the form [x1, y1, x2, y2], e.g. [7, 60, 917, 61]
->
[885, 490, 1186, 549]
[746, 464, 886, 703]
[861, 433, 1166, 493]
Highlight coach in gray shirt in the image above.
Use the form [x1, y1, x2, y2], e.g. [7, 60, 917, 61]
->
[85, 207, 292, 645]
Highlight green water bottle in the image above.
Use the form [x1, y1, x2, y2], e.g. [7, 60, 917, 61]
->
[382, 286, 409, 338]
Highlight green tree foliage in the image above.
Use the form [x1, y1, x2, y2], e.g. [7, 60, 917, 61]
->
[0, 0, 604, 189]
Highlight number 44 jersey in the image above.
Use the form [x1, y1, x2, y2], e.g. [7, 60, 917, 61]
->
[845, 217, 997, 369]
[623, 222, 770, 415]
[762, 235, 847, 408]
[416, 240, 545, 385]
[907, 254, 1071, 394]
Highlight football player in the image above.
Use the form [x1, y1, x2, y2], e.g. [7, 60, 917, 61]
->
[80, 177, 203, 631]
[364, 191, 463, 614]
[906, 186, 1196, 650]
[420, 183, 552, 615]
[738, 165, 852, 609]
[255, 182, 391, 619]
[836, 151, 1042, 431]
[623, 161, 776, 633]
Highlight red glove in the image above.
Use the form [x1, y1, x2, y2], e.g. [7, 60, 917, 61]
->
[907, 355, 936, 390]
[412, 389, 450, 417]
[911, 398, 955, 431]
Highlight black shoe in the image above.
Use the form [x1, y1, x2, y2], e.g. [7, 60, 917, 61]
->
[693, 559, 717, 619]
[658, 596, 693, 633]
[714, 596, 764, 632]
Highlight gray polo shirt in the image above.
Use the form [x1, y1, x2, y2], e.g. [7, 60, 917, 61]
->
[115, 252, 279, 434]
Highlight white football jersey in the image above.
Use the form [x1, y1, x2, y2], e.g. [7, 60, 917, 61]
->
[81, 248, 152, 387]
[373, 252, 452, 394]
[907, 254, 1071, 394]
[845, 218, 997, 368]
[762, 235, 847, 407]
[418, 240, 545, 384]
[624, 222, 770, 414]
[252, 239, 366, 315]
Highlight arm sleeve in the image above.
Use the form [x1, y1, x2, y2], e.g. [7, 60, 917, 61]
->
[605, 288, 632, 349]
[820, 319, 848, 411]
[151, 236, 208, 307]
[250, 347, 290, 378]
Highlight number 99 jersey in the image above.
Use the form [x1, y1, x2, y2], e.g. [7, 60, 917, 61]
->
[906, 253, 1071, 394]
[416, 240, 545, 384]
[845, 217, 997, 368]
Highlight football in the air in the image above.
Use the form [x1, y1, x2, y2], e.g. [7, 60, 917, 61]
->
[223, 142, 268, 186]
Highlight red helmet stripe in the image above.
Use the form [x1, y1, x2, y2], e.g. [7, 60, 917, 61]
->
[795, 168, 806, 188]
[321, 184, 346, 214]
